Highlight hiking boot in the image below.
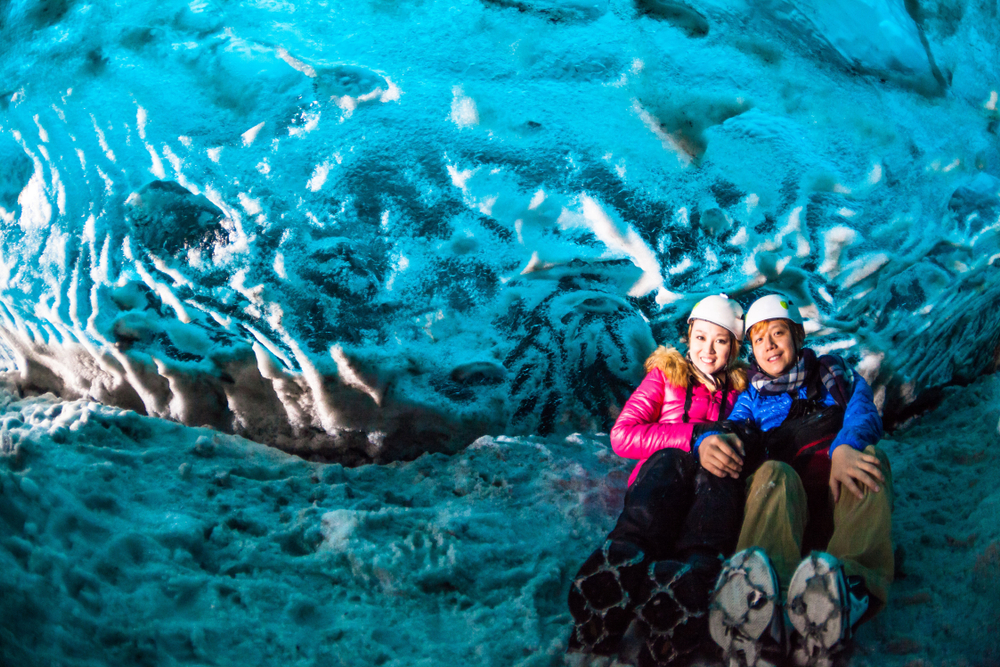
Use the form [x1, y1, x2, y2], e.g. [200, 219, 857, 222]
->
[708, 547, 785, 667]
[633, 555, 717, 667]
[786, 552, 869, 667]
[568, 540, 648, 655]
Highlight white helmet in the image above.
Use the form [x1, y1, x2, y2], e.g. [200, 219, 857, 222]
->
[744, 294, 803, 332]
[688, 294, 745, 342]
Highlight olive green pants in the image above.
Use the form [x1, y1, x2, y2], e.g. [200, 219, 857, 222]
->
[735, 446, 894, 615]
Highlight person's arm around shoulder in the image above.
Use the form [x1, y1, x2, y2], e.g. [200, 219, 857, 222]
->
[829, 371, 886, 501]
[610, 369, 697, 461]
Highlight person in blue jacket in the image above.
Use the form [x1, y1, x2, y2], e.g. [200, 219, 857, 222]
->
[695, 295, 893, 667]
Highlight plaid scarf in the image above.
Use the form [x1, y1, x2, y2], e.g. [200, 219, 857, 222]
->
[750, 348, 852, 406]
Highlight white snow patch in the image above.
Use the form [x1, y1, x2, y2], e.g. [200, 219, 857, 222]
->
[820, 226, 858, 277]
[558, 195, 664, 298]
[90, 115, 116, 162]
[307, 162, 330, 192]
[145, 144, 166, 179]
[450, 86, 479, 128]
[137, 106, 148, 140]
[242, 122, 265, 146]
[33, 115, 48, 143]
[238, 192, 263, 217]
[529, 189, 546, 210]
[840, 253, 889, 289]
[330, 345, 382, 406]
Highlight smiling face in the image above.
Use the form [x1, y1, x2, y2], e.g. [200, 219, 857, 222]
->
[750, 319, 798, 377]
[688, 320, 734, 376]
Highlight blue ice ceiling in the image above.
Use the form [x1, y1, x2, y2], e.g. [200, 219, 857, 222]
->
[1, 0, 999, 463]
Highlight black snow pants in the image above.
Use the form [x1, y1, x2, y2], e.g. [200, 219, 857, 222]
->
[607, 446, 747, 562]
[567, 445, 756, 660]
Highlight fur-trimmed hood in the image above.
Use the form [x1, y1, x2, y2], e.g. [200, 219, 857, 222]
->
[643, 345, 748, 392]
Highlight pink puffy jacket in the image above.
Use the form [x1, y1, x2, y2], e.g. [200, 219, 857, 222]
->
[611, 346, 747, 486]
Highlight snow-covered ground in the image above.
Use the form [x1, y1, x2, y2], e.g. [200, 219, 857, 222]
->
[1, 373, 998, 666]
[0, 382, 626, 666]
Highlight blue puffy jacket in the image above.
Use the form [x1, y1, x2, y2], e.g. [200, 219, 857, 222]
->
[694, 359, 883, 457]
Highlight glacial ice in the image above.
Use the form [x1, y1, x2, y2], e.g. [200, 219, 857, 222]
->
[2, 0, 1000, 464]
[2, 2, 1000, 665]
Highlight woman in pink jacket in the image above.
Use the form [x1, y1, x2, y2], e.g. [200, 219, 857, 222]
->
[568, 295, 750, 667]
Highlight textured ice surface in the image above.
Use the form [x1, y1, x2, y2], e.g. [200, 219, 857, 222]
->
[0, 387, 629, 666]
[2, 0, 1000, 461]
[1, 376, 998, 666]
[763, 0, 945, 92]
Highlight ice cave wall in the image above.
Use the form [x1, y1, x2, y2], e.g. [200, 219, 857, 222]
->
[1, 0, 999, 463]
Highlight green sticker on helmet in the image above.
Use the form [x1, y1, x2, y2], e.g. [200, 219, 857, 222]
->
[780, 300, 788, 309]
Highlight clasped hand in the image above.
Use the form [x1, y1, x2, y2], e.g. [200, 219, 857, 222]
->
[699, 434, 886, 498]
[698, 433, 744, 479]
